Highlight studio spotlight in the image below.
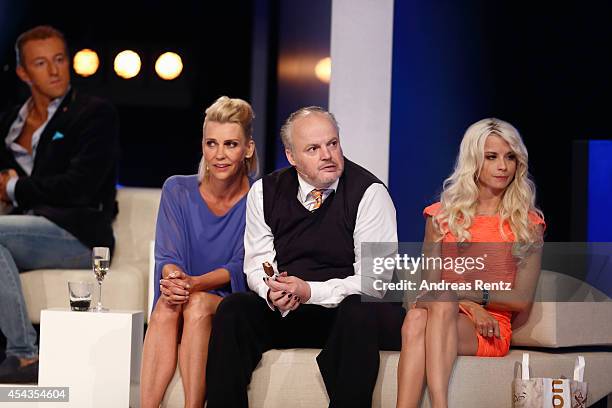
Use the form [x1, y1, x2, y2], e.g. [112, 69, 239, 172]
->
[155, 52, 183, 80]
[315, 57, 331, 84]
[114, 50, 141, 79]
[73, 49, 99, 77]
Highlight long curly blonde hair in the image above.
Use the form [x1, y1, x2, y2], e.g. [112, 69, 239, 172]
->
[434, 118, 543, 245]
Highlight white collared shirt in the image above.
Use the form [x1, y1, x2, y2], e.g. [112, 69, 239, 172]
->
[297, 176, 337, 211]
[244, 172, 398, 310]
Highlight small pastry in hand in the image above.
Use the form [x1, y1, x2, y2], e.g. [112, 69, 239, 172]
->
[262, 261, 279, 278]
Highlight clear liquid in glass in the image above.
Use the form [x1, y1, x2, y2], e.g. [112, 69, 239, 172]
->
[91, 247, 110, 312]
[93, 256, 110, 281]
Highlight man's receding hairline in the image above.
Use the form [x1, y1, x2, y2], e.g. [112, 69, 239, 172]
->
[292, 111, 337, 130]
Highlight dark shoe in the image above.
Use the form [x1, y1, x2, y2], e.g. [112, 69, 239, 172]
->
[0, 356, 38, 383]
[0, 356, 19, 380]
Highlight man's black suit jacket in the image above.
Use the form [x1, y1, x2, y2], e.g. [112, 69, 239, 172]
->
[0, 88, 119, 251]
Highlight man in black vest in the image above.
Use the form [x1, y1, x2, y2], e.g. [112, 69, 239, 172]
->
[0, 26, 118, 383]
[206, 107, 405, 407]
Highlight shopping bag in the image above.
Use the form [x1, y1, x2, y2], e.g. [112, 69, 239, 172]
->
[512, 353, 587, 408]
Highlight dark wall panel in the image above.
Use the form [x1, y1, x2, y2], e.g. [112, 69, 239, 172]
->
[273, 0, 331, 169]
[389, 1, 612, 242]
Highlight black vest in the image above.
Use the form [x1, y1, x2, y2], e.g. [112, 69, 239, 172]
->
[262, 158, 383, 282]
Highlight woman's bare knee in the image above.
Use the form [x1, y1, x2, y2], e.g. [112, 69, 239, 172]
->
[401, 308, 428, 344]
[182, 292, 221, 323]
[427, 301, 458, 320]
[149, 299, 181, 327]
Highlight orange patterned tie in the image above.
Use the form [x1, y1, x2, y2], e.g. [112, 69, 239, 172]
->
[310, 189, 325, 211]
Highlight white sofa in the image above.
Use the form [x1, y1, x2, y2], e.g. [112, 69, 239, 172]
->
[160, 274, 612, 407]
[159, 348, 612, 407]
[19, 188, 612, 407]
[20, 187, 161, 323]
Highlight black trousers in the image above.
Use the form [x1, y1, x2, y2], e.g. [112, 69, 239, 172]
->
[206, 292, 406, 408]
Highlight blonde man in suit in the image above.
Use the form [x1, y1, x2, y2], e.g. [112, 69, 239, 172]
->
[0, 25, 119, 383]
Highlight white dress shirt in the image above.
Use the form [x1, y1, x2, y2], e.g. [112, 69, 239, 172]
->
[244, 172, 398, 310]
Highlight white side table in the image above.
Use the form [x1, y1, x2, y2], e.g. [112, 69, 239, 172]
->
[38, 309, 143, 408]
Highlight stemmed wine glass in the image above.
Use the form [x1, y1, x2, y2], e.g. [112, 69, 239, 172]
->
[91, 247, 110, 312]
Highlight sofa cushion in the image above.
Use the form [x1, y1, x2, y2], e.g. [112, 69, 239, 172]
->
[112, 187, 161, 277]
[512, 270, 612, 347]
[160, 348, 612, 407]
[19, 187, 161, 323]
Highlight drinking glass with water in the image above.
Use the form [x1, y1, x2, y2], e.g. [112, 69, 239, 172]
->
[68, 281, 93, 311]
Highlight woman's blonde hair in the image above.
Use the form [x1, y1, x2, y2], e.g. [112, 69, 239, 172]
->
[434, 118, 543, 246]
[198, 96, 258, 181]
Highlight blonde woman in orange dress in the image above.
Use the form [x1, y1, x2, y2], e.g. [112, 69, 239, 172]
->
[396, 118, 545, 408]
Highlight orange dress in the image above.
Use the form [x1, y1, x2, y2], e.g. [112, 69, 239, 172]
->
[423, 202, 545, 357]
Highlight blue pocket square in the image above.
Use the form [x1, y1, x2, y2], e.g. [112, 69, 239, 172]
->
[52, 131, 64, 141]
